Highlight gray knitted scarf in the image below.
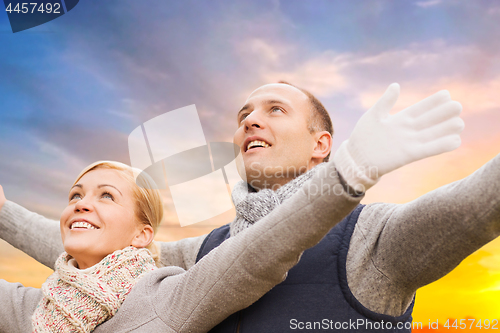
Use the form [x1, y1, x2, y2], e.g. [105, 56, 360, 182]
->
[230, 164, 324, 237]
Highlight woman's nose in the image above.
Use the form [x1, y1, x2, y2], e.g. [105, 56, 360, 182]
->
[74, 197, 93, 212]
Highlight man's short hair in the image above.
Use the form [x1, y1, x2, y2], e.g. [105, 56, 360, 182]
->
[278, 81, 334, 161]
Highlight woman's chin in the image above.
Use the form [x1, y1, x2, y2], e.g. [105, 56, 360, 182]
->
[63, 241, 92, 259]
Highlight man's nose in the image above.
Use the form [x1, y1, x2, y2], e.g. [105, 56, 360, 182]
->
[243, 110, 264, 131]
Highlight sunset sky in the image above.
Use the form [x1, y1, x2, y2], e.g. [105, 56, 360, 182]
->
[1, 0, 500, 329]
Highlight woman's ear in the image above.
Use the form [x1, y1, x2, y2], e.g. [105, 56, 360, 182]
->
[311, 131, 332, 161]
[131, 224, 155, 248]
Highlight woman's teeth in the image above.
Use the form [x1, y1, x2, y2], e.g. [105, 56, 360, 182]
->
[247, 140, 270, 150]
[71, 221, 97, 230]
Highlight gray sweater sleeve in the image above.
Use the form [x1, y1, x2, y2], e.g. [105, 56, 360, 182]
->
[0, 201, 63, 269]
[0, 281, 43, 333]
[99, 161, 364, 332]
[164, 162, 363, 332]
[159, 235, 206, 269]
[347, 153, 500, 316]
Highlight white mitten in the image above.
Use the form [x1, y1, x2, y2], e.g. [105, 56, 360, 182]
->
[333, 83, 464, 192]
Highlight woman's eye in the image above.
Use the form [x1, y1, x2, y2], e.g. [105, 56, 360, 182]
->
[70, 193, 82, 201]
[271, 107, 283, 113]
[102, 192, 114, 200]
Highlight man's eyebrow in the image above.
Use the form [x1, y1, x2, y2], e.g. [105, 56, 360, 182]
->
[98, 184, 123, 196]
[263, 99, 287, 107]
[237, 99, 288, 121]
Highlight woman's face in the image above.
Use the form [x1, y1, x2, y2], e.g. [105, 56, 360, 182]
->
[60, 168, 144, 269]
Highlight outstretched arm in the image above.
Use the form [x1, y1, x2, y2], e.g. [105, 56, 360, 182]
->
[329, 83, 472, 316]
[0, 185, 63, 269]
[107, 161, 363, 332]
[0, 280, 43, 333]
[348, 153, 500, 316]
[158, 235, 206, 269]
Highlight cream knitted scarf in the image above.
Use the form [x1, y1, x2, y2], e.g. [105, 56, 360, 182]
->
[32, 246, 157, 333]
[230, 163, 326, 237]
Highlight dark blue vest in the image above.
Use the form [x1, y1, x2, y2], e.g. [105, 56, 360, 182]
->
[196, 204, 415, 332]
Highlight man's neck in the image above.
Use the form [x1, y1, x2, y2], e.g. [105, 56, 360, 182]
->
[249, 163, 323, 192]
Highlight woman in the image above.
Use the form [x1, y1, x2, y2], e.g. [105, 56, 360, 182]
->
[0, 159, 361, 332]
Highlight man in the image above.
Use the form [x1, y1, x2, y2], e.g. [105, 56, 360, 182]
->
[1, 82, 499, 332]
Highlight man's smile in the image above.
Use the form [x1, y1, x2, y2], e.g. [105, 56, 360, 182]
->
[243, 136, 272, 152]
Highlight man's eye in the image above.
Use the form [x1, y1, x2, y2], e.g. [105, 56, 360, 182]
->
[271, 107, 283, 113]
[239, 114, 249, 123]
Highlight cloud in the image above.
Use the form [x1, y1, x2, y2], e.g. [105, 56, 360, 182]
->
[415, 0, 443, 8]
[263, 52, 348, 97]
[487, 6, 500, 16]
[254, 40, 499, 117]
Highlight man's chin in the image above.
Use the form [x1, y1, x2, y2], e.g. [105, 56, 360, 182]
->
[244, 162, 267, 183]
[244, 168, 286, 191]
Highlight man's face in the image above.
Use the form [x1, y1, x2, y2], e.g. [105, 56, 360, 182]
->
[233, 83, 318, 190]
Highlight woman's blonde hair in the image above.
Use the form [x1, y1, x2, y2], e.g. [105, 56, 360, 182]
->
[73, 161, 163, 266]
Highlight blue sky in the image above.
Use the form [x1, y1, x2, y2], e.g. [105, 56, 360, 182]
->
[1, 0, 500, 218]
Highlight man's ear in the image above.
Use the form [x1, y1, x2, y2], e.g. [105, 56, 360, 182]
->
[312, 131, 332, 161]
[131, 224, 155, 248]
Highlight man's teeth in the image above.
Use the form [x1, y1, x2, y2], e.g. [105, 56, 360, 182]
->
[71, 221, 96, 230]
[247, 140, 270, 151]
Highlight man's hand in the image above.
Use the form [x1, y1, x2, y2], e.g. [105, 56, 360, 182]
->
[0, 185, 5, 211]
[333, 83, 464, 192]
